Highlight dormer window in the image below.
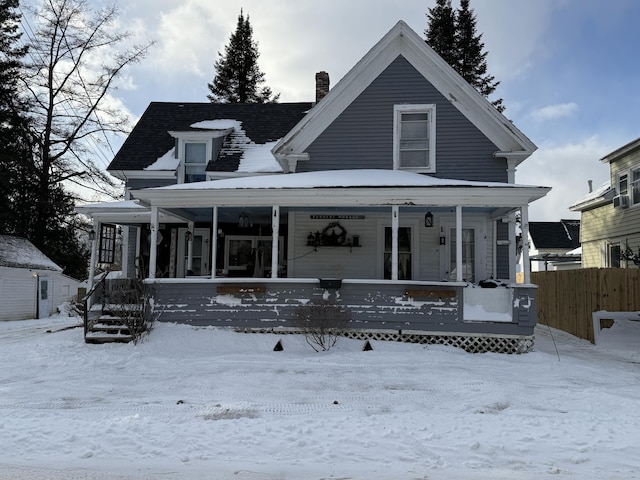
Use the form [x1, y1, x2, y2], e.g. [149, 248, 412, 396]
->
[393, 104, 436, 172]
[185, 142, 207, 183]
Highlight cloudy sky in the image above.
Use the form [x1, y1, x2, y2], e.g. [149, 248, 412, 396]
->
[41, 0, 640, 221]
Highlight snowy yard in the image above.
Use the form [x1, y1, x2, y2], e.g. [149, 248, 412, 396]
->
[1, 308, 640, 479]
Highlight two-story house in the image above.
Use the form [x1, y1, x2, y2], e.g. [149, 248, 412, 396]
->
[78, 21, 550, 352]
[570, 137, 640, 268]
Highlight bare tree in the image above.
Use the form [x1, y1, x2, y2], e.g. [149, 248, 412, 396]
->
[20, 0, 153, 204]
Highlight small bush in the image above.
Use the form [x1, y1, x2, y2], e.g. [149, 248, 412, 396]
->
[291, 300, 351, 352]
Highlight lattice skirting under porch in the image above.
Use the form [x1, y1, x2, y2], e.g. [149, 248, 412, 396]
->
[236, 327, 535, 354]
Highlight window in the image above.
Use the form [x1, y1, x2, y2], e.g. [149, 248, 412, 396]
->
[607, 243, 621, 268]
[632, 168, 640, 205]
[184, 142, 207, 183]
[394, 105, 436, 172]
[617, 172, 628, 195]
[450, 228, 476, 282]
[383, 227, 412, 280]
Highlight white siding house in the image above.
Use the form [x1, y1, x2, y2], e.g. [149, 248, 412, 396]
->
[0, 235, 80, 321]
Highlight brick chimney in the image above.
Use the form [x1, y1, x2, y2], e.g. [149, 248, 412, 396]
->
[315, 71, 330, 103]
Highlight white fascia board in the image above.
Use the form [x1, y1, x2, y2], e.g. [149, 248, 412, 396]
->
[135, 185, 550, 209]
[599, 136, 640, 163]
[273, 21, 536, 161]
[168, 129, 232, 140]
[111, 170, 177, 180]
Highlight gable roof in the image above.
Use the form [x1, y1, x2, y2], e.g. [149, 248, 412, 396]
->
[273, 21, 536, 166]
[0, 235, 62, 271]
[108, 102, 312, 177]
[528, 220, 580, 250]
[600, 136, 640, 164]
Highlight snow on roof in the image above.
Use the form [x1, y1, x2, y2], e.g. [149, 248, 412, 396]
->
[77, 200, 145, 211]
[570, 181, 612, 210]
[191, 119, 241, 130]
[144, 147, 179, 171]
[237, 141, 281, 173]
[0, 235, 62, 271]
[156, 169, 541, 191]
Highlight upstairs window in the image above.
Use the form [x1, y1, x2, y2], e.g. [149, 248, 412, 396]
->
[617, 172, 628, 196]
[394, 104, 436, 172]
[184, 142, 207, 183]
[632, 167, 640, 205]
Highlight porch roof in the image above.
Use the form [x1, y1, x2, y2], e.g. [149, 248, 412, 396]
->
[132, 169, 550, 209]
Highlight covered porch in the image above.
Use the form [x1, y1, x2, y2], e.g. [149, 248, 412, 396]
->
[77, 170, 549, 350]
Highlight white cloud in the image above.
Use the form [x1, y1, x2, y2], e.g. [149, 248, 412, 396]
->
[517, 136, 612, 221]
[531, 102, 578, 121]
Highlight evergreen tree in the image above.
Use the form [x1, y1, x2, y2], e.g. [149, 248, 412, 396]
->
[207, 10, 279, 103]
[455, 0, 503, 111]
[426, 0, 504, 112]
[425, 0, 457, 67]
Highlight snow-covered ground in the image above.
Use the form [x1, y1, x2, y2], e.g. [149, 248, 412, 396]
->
[1, 308, 640, 479]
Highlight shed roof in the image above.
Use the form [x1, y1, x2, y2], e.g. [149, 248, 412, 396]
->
[0, 235, 62, 271]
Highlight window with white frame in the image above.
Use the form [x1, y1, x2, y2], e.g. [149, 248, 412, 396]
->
[184, 142, 207, 183]
[393, 104, 436, 172]
[607, 243, 621, 268]
[617, 172, 628, 196]
[631, 167, 640, 205]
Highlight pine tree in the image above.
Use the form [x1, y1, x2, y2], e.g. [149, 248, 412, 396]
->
[425, 0, 457, 67]
[455, 0, 503, 111]
[426, 0, 504, 112]
[207, 10, 279, 103]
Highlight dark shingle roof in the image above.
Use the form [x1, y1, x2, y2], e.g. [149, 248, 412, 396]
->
[108, 102, 313, 172]
[529, 220, 580, 250]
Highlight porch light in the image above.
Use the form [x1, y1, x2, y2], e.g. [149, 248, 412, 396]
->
[439, 226, 446, 245]
[88, 228, 95, 242]
[424, 212, 434, 228]
[238, 212, 250, 228]
[185, 230, 193, 242]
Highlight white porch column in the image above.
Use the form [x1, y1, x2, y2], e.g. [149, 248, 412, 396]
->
[211, 207, 218, 278]
[149, 206, 159, 279]
[88, 220, 99, 288]
[271, 206, 280, 278]
[508, 213, 517, 284]
[455, 206, 463, 282]
[186, 221, 194, 273]
[391, 205, 399, 281]
[120, 226, 129, 278]
[521, 204, 531, 284]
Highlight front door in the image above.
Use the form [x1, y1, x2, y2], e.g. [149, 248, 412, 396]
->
[177, 228, 210, 277]
[383, 226, 413, 280]
[38, 276, 49, 318]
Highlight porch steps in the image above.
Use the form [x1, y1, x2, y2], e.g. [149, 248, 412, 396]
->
[85, 315, 133, 344]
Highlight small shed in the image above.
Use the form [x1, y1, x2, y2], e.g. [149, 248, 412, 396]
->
[0, 235, 80, 321]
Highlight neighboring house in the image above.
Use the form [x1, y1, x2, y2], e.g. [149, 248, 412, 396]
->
[0, 235, 80, 321]
[570, 137, 640, 268]
[77, 21, 550, 352]
[525, 220, 581, 272]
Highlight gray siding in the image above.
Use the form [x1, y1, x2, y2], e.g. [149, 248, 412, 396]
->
[151, 280, 535, 337]
[302, 55, 505, 182]
[126, 178, 177, 190]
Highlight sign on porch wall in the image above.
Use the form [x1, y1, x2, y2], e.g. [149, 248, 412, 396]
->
[310, 215, 365, 220]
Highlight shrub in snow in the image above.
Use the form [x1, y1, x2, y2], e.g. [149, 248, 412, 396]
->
[291, 300, 351, 352]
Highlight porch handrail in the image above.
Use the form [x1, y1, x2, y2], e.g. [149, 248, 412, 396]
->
[82, 274, 107, 338]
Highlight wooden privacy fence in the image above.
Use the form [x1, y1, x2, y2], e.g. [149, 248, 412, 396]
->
[532, 268, 640, 343]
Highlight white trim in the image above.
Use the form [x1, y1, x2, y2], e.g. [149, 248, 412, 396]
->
[393, 104, 436, 173]
[273, 21, 535, 164]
